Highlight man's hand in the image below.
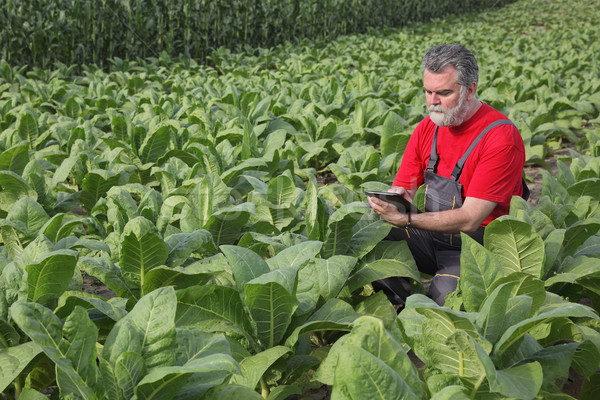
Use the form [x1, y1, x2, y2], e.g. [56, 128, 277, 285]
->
[367, 186, 497, 233]
[367, 186, 413, 227]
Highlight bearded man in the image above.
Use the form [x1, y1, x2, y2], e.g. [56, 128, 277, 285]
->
[367, 44, 528, 306]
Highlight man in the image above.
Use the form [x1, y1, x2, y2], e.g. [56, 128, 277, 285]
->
[367, 44, 527, 306]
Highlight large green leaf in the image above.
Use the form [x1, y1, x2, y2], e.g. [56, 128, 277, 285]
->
[567, 178, 600, 199]
[0, 171, 38, 212]
[229, 346, 291, 389]
[165, 230, 214, 268]
[18, 111, 39, 144]
[26, 249, 78, 306]
[120, 217, 169, 297]
[221, 245, 271, 294]
[321, 207, 363, 258]
[265, 240, 322, 270]
[347, 213, 391, 258]
[484, 216, 545, 278]
[0, 143, 30, 175]
[0, 341, 43, 392]
[285, 298, 357, 347]
[80, 170, 121, 211]
[346, 241, 422, 294]
[175, 285, 254, 343]
[204, 203, 255, 246]
[265, 174, 296, 207]
[494, 303, 600, 364]
[473, 336, 543, 400]
[295, 255, 357, 316]
[244, 266, 300, 348]
[6, 197, 49, 235]
[304, 181, 327, 241]
[561, 219, 600, 258]
[78, 256, 136, 300]
[325, 317, 421, 400]
[139, 125, 173, 164]
[460, 234, 504, 313]
[108, 286, 177, 369]
[134, 354, 239, 400]
[10, 302, 101, 398]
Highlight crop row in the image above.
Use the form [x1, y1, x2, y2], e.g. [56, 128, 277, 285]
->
[1, 0, 600, 398]
[0, 0, 517, 68]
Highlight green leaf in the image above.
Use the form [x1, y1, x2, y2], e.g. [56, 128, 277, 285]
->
[329, 343, 419, 400]
[6, 197, 49, 235]
[26, 249, 78, 306]
[495, 303, 600, 362]
[229, 346, 291, 389]
[18, 111, 39, 144]
[562, 219, 600, 258]
[202, 383, 264, 400]
[265, 240, 322, 270]
[0, 171, 38, 212]
[285, 298, 357, 347]
[348, 213, 391, 259]
[204, 203, 254, 246]
[460, 234, 504, 313]
[322, 207, 363, 258]
[473, 338, 543, 399]
[567, 178, 600, 199]
[165, 230, 214, 268]
[0, 143, 29, 175]
[78, 256, 136, 300]
[112, 286, 177, 369]
[304, 181, 327, 241]
[265, 174, 296, 207]
[475, 283, 514, 344]
[175, 285, 254, 342]
[485, 216, 545, 278]
[10, 302, 101, 398]
[64, 97, 81, 119]
[54, 291, 128, 321]
[221, 245, 271, 294]
[80, 170, 121, 211]
[120, 217, 169, 297]
[0, 342, 43, 393]
[140, 125, 172, 164]
[245, 266, 300, 348]
[134, 354, 239, 400]
[346, 241, 422, 294]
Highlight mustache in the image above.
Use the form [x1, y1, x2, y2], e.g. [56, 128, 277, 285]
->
[428, 105, 446, 112]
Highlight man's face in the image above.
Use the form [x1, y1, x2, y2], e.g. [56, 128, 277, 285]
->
[424, 65, 470, 127]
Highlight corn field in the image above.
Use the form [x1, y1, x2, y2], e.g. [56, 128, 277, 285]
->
[0, 0, 516, 69]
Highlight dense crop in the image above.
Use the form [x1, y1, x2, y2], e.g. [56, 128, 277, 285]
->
[1, 0, 600, 399]
[0, 0, 517, 69]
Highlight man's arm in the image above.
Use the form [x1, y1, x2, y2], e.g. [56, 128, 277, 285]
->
[368, 193, 497, 233]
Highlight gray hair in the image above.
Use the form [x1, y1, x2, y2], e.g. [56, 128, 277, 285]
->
[422, 44, 479, 87]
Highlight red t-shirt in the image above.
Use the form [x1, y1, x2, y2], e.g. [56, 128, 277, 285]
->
[393, 103, 525, 226]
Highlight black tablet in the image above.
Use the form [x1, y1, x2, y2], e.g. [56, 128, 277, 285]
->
[364, 190, 419, 214]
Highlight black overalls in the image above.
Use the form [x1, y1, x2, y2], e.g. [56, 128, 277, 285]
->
[373, 119, 529, 306]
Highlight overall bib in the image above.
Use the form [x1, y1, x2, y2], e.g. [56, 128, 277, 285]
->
[373, 119, 528, 306]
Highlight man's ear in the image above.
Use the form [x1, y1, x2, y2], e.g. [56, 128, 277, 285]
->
[466, 82, 477, 100]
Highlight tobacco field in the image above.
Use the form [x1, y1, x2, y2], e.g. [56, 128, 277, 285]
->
[1, 0, 600, 399]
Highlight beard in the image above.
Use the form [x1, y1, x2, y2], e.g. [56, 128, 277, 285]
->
[428, 88, 470, 127]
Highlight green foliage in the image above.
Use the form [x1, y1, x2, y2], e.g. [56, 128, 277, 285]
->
[0, 0, 517, 69]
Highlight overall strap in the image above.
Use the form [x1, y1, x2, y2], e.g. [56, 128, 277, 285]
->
[450, 119, 515, 180]
[426, 126, 440, 173]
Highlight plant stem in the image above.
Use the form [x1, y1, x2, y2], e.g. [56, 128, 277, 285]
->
[13, 376, 23, 400]
[260, 376, 269, 399]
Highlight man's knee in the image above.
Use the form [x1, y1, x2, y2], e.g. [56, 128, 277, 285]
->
[427, 273, 459, 306]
